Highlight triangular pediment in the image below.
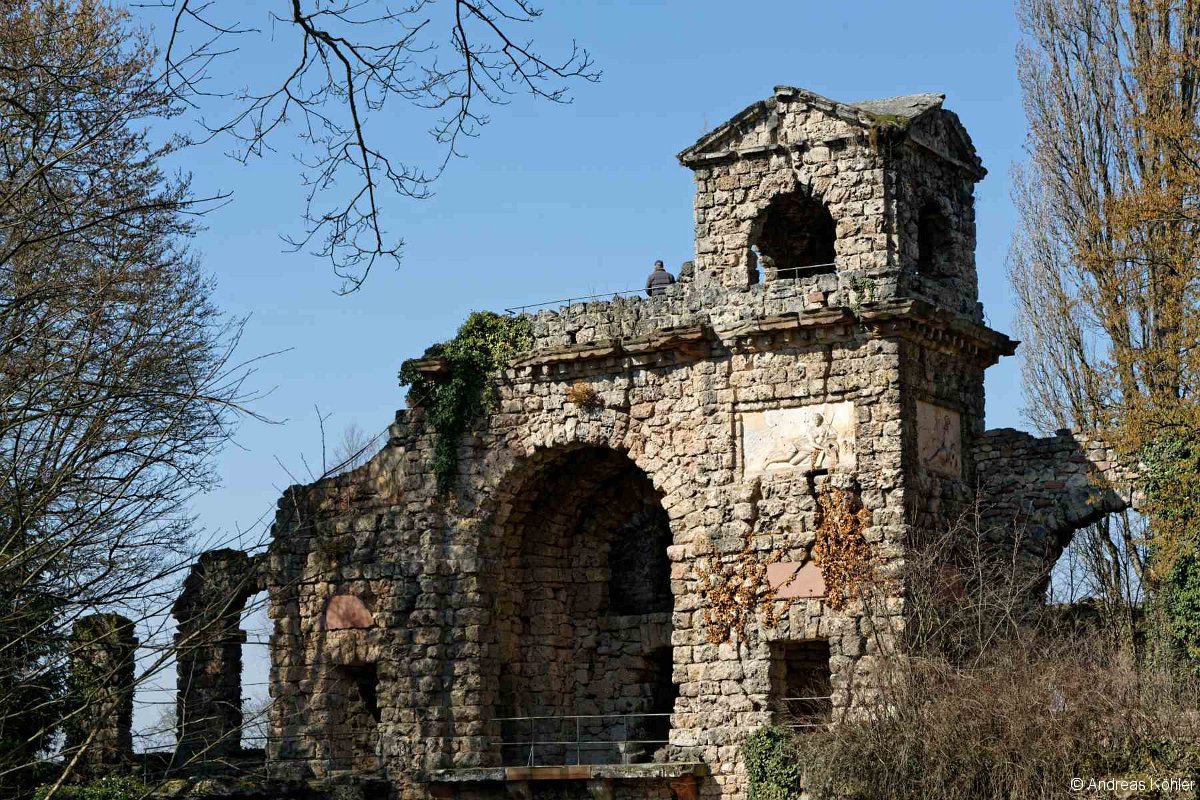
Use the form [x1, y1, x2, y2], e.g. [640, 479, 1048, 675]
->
[678, 86, 983, 178]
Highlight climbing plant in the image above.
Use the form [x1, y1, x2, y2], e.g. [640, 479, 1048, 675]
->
[696, 524, 793, 645]
[1139, 436, 1200, 661]
[811, 486, 873, 611]
[742, 725, 805, 800]
[1162, 550, 1200, 663]
[696, 483, 873, 642]
[399, 311, 533, 497]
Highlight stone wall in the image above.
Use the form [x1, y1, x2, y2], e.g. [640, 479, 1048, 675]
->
[974, 428, 1140, 574]
[173, 549, 268, 763]
[261, 296, 939, 798]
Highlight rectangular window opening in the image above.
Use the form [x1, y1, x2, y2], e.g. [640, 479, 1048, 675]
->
[770, 639, 832, 731]
[346, 663, 381, 724]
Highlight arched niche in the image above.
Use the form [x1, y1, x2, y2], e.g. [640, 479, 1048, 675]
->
[916, 201, 954, 282]
[749, 189, 837, 282]
[481, 445, 677, 766]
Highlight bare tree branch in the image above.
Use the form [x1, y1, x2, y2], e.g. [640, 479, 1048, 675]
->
[147, 0, 599, 292]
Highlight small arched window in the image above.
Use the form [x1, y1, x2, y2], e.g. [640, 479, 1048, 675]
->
[751, 190, 837, 281]
[916, 202, 953, 281]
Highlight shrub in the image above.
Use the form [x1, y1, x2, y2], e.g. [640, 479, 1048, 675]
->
[743, 725, 805, 800]
[788, 635, 1199, 800]
[768, 512, 1200, 800]
[34, 775, 148, 800]
[565, 380, 602, 410]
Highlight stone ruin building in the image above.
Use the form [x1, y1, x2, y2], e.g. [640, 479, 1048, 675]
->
[74, 86, 1140, 800]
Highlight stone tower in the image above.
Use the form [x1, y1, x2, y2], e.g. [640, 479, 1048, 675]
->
[680, 86, 984, 319]
[677, 86, 1012, 536]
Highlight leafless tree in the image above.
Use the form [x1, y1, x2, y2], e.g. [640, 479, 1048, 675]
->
[1010, 0, 1200, 645]
[0, 1, 262, 793]
[330, 421, 383, 472]
[148, 0, 600, 292]
[786, 509, 1200, 800]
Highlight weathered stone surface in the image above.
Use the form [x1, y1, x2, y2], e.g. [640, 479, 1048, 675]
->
[916, 400, 961, 477]
[172, 549, 267, 762]
[740, 401, 855, 478]
[66, 614, 137, 772]
[973, 428, 1140, 578]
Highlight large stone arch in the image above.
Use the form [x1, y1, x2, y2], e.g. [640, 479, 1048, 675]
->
[473, 439, 683, 767]
[973, 428, 1141, 586]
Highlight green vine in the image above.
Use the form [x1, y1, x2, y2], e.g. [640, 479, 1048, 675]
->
[742, 725, 805, 800]
[1138, 436, 1200, 661]
[399, 311, 533, 497]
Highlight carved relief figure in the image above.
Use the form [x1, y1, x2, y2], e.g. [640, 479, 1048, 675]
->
[742, 402, 855, 478]
[917, 401, 962, 477]
[760, 413, 839, 472]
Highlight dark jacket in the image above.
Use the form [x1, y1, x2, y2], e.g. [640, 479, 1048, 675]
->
[645, 267, 676, 296]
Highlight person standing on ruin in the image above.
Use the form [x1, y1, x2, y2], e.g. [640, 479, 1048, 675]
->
[645, 259, 676, 296]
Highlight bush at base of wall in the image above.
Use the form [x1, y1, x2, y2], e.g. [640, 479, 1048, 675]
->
[742, 725, 804, 800]
[34, 776, 148, 800]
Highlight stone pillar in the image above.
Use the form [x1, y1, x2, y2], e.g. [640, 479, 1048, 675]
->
[172, 549, 260, 762]
[65, 614, 137, 771]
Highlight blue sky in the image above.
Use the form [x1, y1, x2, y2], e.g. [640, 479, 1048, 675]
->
[130, 0, 1033, 733]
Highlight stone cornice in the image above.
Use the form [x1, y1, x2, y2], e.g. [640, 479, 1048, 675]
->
[855, 298, 1018, 366]
[508, 324, 712, 378]
[499, 298, 1015, 381]
[719, 307, 856, 352]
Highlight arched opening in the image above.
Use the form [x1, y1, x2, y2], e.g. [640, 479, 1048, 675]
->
[325, 663, 381, 772]
[171, 550, 266, 765]
[237, 590, 271, 756]
[490, 447, 676, 766]
[313, 592, 383, 775]
[750, 190, 837, 281]
[916, 202, 953, 281]
[1046, 510, 1146, 627]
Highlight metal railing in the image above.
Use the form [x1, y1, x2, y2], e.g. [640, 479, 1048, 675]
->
[765, 262, 837, 281]
[500, 259, 838, 316]
[780, 695, 834, 730]
[496, 712, 672, 767]
[503, 287, 661, 316]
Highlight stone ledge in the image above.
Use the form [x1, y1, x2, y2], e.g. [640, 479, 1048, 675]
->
[424, 761, 709, 783]
[510, 325, 711, 371]
[152, 774, 390, 799]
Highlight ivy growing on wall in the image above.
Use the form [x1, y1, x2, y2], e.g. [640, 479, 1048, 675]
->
[696, 523, 792, 645]
[742, 725, 805, 800]
[812, 485, 873, 611]
[696, 483, 873, 643]
[399, 311, 533, 497]
[1138, 436, 1200, 662]
[1162, 550, 1200, 662]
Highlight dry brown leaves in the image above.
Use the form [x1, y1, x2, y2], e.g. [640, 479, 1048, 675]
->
[565, 380, 603, 410]
[812, 486, 873, 610]
[696, 527, 790, 645]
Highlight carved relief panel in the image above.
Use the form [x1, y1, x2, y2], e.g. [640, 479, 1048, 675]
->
[916, 400, 961, 477]
[740, 401, 856, 479]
